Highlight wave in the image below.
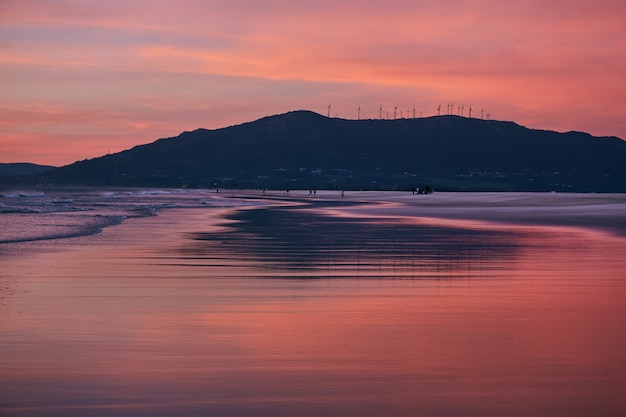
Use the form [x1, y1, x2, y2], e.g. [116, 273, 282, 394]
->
[0, 214, 127, 244]
[0, 187, 268, 246]
[0, 191, 46, 198]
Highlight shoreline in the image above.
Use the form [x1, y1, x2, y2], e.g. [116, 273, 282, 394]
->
[2, 189, 626, 252]
[226, 190, 626, 238]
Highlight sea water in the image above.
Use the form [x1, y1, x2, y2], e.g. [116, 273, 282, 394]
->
[0, 187, 258, 246]
[1, 189, 626, 416]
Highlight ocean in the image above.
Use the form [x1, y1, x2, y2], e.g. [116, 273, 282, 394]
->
[1, 188, 626, 416]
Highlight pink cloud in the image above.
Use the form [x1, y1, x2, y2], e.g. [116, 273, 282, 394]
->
[1, 0, 625, 165]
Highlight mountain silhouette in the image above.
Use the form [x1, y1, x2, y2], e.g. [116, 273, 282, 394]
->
[12, 110, 626, 191]
[0, 163, 54, 179]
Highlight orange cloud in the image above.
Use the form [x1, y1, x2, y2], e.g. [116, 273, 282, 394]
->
[1, 0, 625, 165]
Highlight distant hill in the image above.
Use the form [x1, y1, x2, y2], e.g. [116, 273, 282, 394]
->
[0, 163, 55, 179]
[8, 111, 626, 192]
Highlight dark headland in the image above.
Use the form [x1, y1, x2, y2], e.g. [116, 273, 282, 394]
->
[6, 110, 626, 192]
[0, 163, 55, 179]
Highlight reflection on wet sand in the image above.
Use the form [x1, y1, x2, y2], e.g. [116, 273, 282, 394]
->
[182, 205, 521, 278]
[2, 198, 626, 417]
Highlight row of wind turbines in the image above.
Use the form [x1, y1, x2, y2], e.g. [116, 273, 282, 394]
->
[327, 103, 491, 121]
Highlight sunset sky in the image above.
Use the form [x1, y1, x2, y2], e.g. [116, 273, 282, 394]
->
[1, 0, 625, 166]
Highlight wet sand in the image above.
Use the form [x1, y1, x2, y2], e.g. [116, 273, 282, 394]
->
[262, 190, 626, 237]
[2, 191, 626, 416]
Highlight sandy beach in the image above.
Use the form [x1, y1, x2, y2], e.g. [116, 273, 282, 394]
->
[2, 190, 626, 416]
[255, 190, 626, 237]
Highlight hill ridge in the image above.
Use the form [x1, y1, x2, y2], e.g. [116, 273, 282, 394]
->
[6, 110, 626, 192]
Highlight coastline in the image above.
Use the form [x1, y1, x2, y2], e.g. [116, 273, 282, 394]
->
[236, 190, 626, 238]
[2, 189, 626, 259]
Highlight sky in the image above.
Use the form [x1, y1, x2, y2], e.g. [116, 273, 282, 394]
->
[1, 0, 625, 166]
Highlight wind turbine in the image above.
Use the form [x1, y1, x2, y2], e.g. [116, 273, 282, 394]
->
[469, 105, 472, 118]
[357, 104, 361, 120]
[481, 108, 484, 119]
[379, 105, 383, 120]
[437, 103, 441, 116]
[394, 106, 398, 120]
[461, 104, 464, 117]
[327, 102, 332, 118]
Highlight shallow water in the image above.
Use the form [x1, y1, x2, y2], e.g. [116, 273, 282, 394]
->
[1, 191, 626, 416]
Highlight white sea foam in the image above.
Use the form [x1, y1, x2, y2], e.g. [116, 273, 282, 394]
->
[0, 191, 46, 198]
[0, 187, 266, 245]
